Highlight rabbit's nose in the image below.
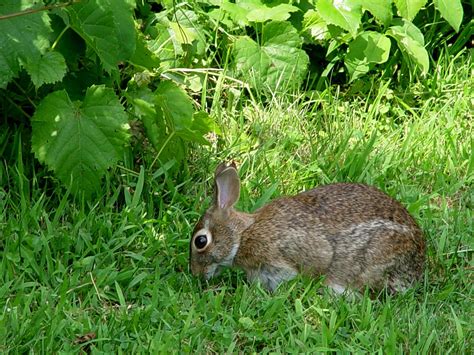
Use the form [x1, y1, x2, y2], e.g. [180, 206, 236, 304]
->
[189, 262, 199, 276]
[189, 261, 206, 278]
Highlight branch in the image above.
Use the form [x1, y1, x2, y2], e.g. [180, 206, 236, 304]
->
[0, 1, 81, 21]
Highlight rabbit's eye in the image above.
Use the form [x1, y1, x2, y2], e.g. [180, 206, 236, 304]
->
[192, 228, 212, 252]
[194, 235, 208, 250]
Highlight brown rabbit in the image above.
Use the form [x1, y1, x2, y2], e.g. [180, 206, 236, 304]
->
[189, 162, 425, 293]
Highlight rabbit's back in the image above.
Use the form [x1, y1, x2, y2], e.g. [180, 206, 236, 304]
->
[292, 183, 418, 228]
[236, 183, 425, 291]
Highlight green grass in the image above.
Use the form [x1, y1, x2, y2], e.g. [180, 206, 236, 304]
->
[1, 52, 473, 353]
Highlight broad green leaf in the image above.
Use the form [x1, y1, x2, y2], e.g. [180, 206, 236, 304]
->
[67, 0, 136, 71]
[129, 33, 161, 70]
[177, 111, 219, 145]
[128, 83, 215, 158]
[148, 19, 205, 70]
[155, 81, 194, 131]
[303, 10, 330, 41]
[390, 18, 425, 45]
[128, 82, 215, 162]
[221, 0, 298, 25]
[207, 8, 237, 29]
[222, 1, 250, 26]
[247, 4, 299, 22]
[109, 0, 136, 59]
[192, 111, 221, 136]
[387, 20, 429, 74]
[25, 51, 67, 88]
[0, 0, 52, 88]
[358, 0, 393, 26]
[168, 22, 198, 45]
[316, 0, 362, 37]
[155, 81, 216, 144]
[129, 86, 186, 162]
[134, 96, 164, 151]
[234, 21, 309, 91]
[31, 86, 130, 195]
[345, 31, 391, 81]
[148, 24, 177, 71]
[433, 0, 463, 32]
[169, 10, 207, 61]
[393, 0, 427, 21]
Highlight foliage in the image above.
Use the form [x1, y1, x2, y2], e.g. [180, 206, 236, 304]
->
[0, 0, 217, 196]
[233, 21, 309, 90]
[201, 0, 467, 85]
[0, 0, 470, 195]
[31, 85, 130, 194]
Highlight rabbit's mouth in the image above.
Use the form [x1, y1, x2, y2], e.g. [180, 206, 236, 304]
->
[205, 263, 221, 280]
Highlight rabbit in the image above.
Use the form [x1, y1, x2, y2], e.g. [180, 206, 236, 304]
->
[189, 162, 425, 293]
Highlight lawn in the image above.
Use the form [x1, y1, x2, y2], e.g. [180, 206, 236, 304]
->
[0, 52, 472, 352]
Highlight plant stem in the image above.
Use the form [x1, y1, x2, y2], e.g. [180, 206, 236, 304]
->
[150, 131, 175, 170]
[51, 25, 71, 51]
[0, 0, 80, 21]
[4, 94, 31, 120]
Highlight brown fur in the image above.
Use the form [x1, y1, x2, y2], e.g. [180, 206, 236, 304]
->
[190, 163, 425, 292]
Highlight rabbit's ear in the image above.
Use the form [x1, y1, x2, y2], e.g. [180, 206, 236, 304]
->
[214, 161, 237, 177]
[214, 162, 228, 177]
[215, 164, 240, 210]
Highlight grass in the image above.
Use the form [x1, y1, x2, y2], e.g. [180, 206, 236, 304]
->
[1, 51, 473, 353]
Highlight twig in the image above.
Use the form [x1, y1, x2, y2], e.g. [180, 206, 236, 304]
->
[3, 94, 31, 119]
[0, 0, 80, 21]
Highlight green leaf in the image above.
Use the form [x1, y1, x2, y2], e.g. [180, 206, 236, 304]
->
[345, 31, 391, 81]
[127, 83, 214, 165]
[115, 281, 126, 307]
[155, 81, 194, 131]
[393, 0, 427, 21]
[0, 0, 52, 88]
[147, 24, 177, 71]
[239, 317, 254, 329]
[31, 86, 130, 195]
[67, 0, 136, 71]
[144, 103, 187, 164]
[390, 18, 425, 45]
[177, 111, 219, 145]
[246, 4, 299, 23]
[207, 8, 236, 29]
[168, 22, 198, 45]
[295, 298, 303, 317]
[234, 21, 309, 91]
[130, 33, 161, 70]
[433, 0, 463, 32]
[155, 81, 216, 145]
[316, 0, 362, 37]
[191, 111, 220, 137]
[220, 0, 299, 25]
[387, 20, 429, 74]
[359, 0, 393, 26]
[221, 1, 250, 26]
[109, 0, 136, 59]
[25, 51, 67, 88]
[126, 86, 165, 152]
[171, 10, 208, 60]
[147, 17, 206, 70]
[303, 10, 330, 41]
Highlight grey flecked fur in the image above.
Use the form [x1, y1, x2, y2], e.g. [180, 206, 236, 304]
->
[189, 162, 425, 292]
